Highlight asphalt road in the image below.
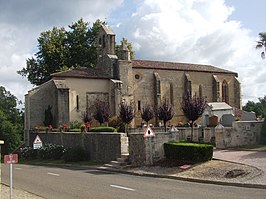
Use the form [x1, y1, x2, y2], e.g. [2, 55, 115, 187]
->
[2, 164, 266, 199]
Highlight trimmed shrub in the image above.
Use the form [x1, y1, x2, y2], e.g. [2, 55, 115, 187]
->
[164, 142, 213, 163]
[70, 120, 82, 129]
[69, 128, 81, 132]
[63, 146, 87, 162]
[37, 144, 64, 160]
[89, 127, 116, 132]
[108, 116, 125, 132]
[19, 147, 37, 160]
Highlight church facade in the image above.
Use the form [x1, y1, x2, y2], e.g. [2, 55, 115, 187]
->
[24, 24, 241, 131]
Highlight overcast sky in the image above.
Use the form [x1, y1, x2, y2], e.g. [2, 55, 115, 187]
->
[0, 0, 266, 106]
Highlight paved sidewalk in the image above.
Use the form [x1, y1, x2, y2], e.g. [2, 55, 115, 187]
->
[213, 149, 266, 185]
[1, 184, 44, 199]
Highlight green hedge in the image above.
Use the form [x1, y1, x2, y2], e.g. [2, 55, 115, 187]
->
[19, 144, 64, 160]
[37, 144, 64, 160]
[89, 127, 117, 132]
[164, 142, 213, 163]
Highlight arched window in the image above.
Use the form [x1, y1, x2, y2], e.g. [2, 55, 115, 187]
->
[170, 83, 174, 105]
[199, 85, 203, 98]
[222, 80, 229, 103]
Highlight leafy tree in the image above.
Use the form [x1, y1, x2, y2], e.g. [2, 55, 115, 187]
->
[243, 96, 266, 118]
[92, 100, 110, 125]
[158, 100, 174, 132]
[0, 86, 23, 154]
[115, 37, 135, 60]
[18, 19, 104, 86]
[141, 104, 154, 125]
[181, 91, 206, 140]
[256, 32, 266, 59]
[119, 101, 135, 134]
[82, 111, 93, 123]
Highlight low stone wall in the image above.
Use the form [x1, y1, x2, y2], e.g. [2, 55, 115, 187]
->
[215, 121, 263, 149]
[0, 140, 4, 187]
[128, 130, 179, 166]
[29, 132, 122, 163]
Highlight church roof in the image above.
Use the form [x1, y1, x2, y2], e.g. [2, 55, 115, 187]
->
[132, 60, 238, 76]
[101, 24, 115, 35]
[51, 67, 110, 79]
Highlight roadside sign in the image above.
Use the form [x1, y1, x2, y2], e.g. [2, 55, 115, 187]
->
[33, 135, 43, 149]
[4, 154, 18, 164]
[4, 154, 18, 199]
[144, 126, 155, 137]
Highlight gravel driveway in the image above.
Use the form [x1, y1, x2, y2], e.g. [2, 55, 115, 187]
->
[213, 149, 266, 185]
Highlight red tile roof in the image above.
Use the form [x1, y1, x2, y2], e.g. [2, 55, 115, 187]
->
[51, 67, 110, 79]
[132, 60, 238, 76]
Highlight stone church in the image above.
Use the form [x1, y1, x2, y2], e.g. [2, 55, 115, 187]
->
[24, 24, 241, 132]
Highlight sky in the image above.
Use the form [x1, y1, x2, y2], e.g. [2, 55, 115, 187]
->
[0, 0, 266, 107]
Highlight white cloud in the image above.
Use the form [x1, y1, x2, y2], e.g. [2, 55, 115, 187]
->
[0, 0, 123, 104]
[116, 0, 265, 104]
[1, 0, 265, 107]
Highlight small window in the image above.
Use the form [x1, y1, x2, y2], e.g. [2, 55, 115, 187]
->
[76, 95, 79, 111]
[103, 35, 106, 48]
[138, 100, 141, 111]
[135, 74, 140, 79]
[99, 37, 102, 45]
[199, 85, 203, 98]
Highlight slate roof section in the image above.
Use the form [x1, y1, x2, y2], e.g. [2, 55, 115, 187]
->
[208, 102, 233, 111]
[102, 24, 115, 35]
[51, 67, 111, 79]
[132, 60, 238, 76]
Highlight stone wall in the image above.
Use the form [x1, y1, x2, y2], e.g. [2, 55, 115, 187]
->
[128, 130, 179, 166]
[25, 80, 58, 130]
[215, 121, 263, 149]
[131, 67, 241, 127]
[29, 132, 122, 163]
[0, 140, 4, 187]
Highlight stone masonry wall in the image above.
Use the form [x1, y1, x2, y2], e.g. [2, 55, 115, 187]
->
[29, 132, 121, 163]
[215, 121, 263, 149]
[0, 140, 4, 187]
[129, 130, 179, 166]
[26, 80, 57, 129]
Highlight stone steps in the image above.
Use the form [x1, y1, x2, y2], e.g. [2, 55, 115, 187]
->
[104, 154, 129, 169]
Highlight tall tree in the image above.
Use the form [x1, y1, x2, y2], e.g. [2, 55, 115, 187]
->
[119, 101, 135, 134]
[92, 100, 110, 126]
[18, 19, 104, 86]
[66, 19, 102, 67]
[141, 104, 154, 125]
[115, 38, 135, 60]
[243, 96, 266, 118]
[158, 100, 174, 132]
[256, 32, 266, 59]
[181, 91, 206, 140]
[0, 86, 23, 154]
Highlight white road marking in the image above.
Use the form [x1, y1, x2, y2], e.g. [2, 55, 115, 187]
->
[15, 168, 22, 170]
[110, 185, 135, 191]
[47, 172, 60, 177]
